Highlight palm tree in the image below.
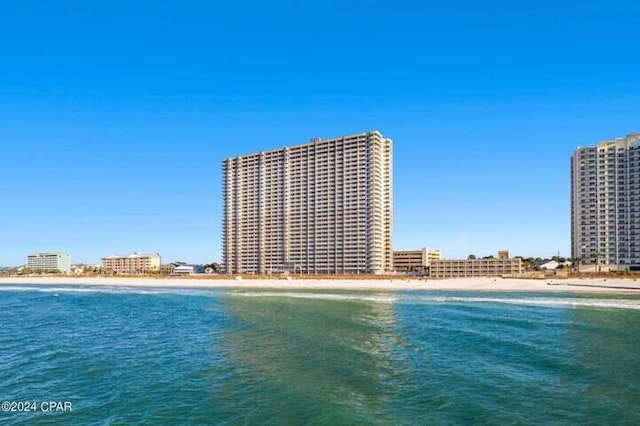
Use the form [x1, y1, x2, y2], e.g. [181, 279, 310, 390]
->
[570, 256, 582, 272]
[590, 252, 603, 273]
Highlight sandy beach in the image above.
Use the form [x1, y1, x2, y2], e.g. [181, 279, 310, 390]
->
[1, 276, 640, 293]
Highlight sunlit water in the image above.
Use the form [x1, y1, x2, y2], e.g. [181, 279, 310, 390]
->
[1, 285, 639, 424]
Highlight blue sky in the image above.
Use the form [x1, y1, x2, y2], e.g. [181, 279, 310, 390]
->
[1, 0, 638, 265]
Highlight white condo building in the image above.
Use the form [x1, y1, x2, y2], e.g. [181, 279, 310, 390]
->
[27, 252, 71, 273]
[223, 131, 393, 274]
[571, 133, 640, 271]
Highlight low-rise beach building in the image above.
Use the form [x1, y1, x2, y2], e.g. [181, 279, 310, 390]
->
[102, 252, 161, 274]
[429, 254, 522, 278]
[393, 248, 442, 272]
[172, 265, 195, 276]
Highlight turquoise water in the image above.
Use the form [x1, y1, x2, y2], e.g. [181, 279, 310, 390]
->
[1, 285, 639, 425]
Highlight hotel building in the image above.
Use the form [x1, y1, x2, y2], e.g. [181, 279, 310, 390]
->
[393, 248, 442, 273]
[102, 252, 161, 274]
[222, 131, 393, 274]
[571, 133, 640, 271]
[429, 255, 522, 278]
[27, 251, 71, 273]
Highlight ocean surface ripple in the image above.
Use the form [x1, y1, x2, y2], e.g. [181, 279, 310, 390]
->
[1, 285, 639, 424]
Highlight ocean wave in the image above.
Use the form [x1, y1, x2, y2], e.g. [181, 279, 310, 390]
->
[403, 295, 640, 310]
[1, 286, 638, 310]
[227, 292, 640, 310]
[227, 291, 398, 303]
[0, 285, 218, 297]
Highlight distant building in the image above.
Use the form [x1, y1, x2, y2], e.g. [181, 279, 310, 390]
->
[161, 262, 196, 275]
[223, 131, 393, 274]
[497, 250, 509, 259]
[540, 260, 560, 270]
[571, 133, 640, 271]
[540, 260, 572, 270]
[393, 248, 442, 273]
[172, 265, 195, 276]
[102, 252, 161, 274]
[27, 252, 71, 273]
[70, 264, 102, 275]
[160, 264, 176, 275]
[429, 252, 522, 278]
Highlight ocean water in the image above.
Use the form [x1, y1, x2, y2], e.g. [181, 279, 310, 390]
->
[1, 285, 639, 425]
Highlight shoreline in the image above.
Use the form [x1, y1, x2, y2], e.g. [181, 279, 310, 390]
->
[1, 276, 640, 294]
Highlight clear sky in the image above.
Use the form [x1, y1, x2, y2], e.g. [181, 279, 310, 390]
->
[1, 0, 638, 266]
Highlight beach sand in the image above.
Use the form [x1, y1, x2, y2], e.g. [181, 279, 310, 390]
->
[1, 276, 640, 293]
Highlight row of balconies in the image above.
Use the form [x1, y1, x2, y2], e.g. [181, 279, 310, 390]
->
[287, 218, 370, 224]
[287, 239, 369, 245]
[288, 213, 370, 219]
[284, 205, 367, 211]
[286, 240, 370, 246]
[285, 163, 368, 171]
[288, 165, 373, 174]
[278, 255, 372, 262]
[287, 223, 370, 229]
[285, 260, 373, 266]
[285, 230, 369, 243]
[286, 246, 371, 252]
[286, 163, 373, 171]
[286, 228, 370, 235]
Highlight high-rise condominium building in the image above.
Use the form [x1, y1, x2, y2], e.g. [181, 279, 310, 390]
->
[571, 133, 640, 271]
[222, 131, 393, 274]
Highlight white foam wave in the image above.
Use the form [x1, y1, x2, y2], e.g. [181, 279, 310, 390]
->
[0, 285, 218, 297]
[404, 295, 640, 310]
[1, 286, 638, 310]
[228, 291, 398, 303]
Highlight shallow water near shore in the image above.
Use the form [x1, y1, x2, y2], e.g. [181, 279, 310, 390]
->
[1, 285, 639, 424]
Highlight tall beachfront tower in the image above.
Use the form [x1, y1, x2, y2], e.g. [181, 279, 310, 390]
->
[571, 133, 640, 271]
[222, 131, 393, 274]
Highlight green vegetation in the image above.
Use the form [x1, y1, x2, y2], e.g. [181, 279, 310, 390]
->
[204, 262, 223, 273]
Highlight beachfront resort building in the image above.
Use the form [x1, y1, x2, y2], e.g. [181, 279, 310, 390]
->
[102, 252, 161, 274]
[428, 252, 522, 278]
[393, 248, 442, 273]
[571, 133, 640, 271]
[222, 131, 393, 274]
[26, 251, 71, 273]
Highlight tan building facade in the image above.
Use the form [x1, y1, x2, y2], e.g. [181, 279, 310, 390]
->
[393, 248, 442, 272]
[571, 134, 640, 271]
[429, 257, 522, 278]
[223, 131, 393, 274]
[102, 252, 161, 274]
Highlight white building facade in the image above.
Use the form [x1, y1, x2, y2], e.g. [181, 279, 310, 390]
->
[571, 133, 640, 271]
[223, 131, 393, 274]
[27, 252, 71, 273]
